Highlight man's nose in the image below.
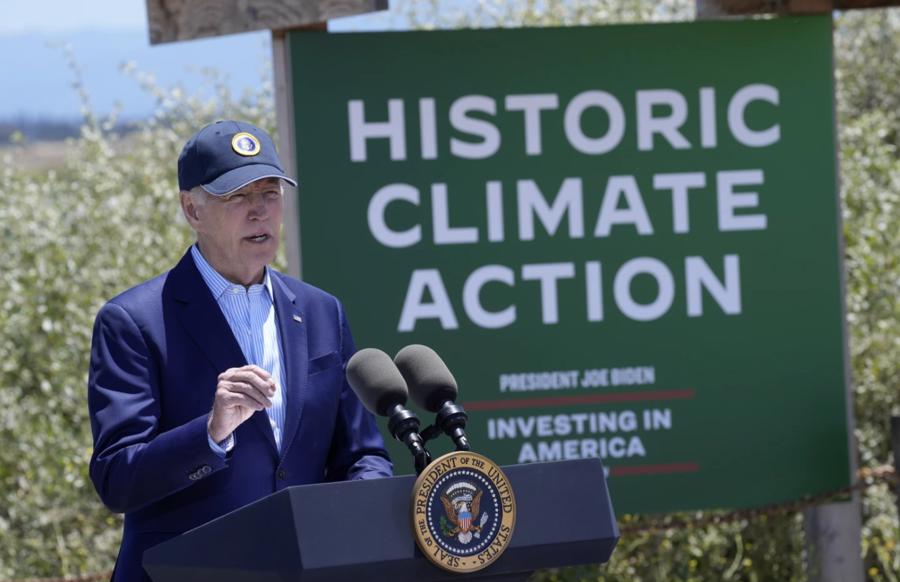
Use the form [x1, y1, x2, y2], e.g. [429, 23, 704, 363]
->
[247, 193, 268, 218]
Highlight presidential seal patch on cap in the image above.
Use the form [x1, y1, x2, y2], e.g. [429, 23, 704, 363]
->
[411, 451, 516, 573]
[231, 132, 261, 156]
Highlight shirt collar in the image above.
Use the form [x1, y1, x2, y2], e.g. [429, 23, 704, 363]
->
[190, 244, 274, 301]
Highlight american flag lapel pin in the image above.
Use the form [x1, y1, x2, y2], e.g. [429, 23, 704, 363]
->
[292, 314, 303, 323]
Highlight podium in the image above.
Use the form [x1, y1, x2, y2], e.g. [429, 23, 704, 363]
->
[143, 459, 618, 581]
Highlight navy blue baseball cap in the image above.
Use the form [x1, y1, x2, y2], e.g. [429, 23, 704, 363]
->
[177, 120, 297, 195]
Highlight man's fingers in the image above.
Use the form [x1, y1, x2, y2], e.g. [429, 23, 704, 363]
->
[242, 364, 271, 380]
[221, 365, 272, 382]
[230, 364, 272, 384]
[222, 369, 276, 396]
[209, 367, 278, 440]
[225, 367, 274, 386]
[221, 381, 272, 408]
[224, 392, 267, 412]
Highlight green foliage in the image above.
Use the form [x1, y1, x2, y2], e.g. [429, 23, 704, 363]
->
[838, 9, 900, 582]
[0, 67, 276, 577]
[536, 512, 807, 582]
[0, 2, 897, 579]
[400, 0, 691, 29]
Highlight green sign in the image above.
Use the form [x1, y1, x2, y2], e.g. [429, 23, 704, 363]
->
[288, 15, 850, 513]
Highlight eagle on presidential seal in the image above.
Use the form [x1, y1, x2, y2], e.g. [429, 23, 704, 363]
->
[440, 481, 490, 545]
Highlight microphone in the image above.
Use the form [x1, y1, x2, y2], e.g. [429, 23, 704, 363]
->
[347, 348, 431, 474]
[394, 344, 471, 452]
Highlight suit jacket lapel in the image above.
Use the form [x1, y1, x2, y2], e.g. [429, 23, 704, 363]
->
[167, 250, 279, 454]
[271, 273, 308, 460]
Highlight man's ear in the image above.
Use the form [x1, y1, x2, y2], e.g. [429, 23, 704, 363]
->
[180, 191, 201, 226]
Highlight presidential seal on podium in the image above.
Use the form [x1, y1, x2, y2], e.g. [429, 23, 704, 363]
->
[411, 451, 516, 573]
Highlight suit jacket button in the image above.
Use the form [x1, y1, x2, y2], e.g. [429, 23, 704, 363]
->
[277, 468, 287, 480]
[201, 465, 212, 475]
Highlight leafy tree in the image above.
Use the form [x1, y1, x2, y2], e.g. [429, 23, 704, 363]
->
[837, 9, 900, 582]
[0, 68, 277, 576]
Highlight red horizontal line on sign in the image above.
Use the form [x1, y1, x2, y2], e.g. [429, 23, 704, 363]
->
[610, 462, 700, 477]
[462, 389, 695, 411]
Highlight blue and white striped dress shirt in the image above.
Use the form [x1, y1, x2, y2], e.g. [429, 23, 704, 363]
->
[191, 244, 287, 454]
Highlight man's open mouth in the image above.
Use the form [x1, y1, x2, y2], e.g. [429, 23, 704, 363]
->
[246, 234, 270, 243]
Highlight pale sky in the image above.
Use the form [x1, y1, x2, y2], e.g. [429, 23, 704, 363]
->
[0, 0, 147, 33]
[0, 0, 395, 34]
[0, 0, 396, 118]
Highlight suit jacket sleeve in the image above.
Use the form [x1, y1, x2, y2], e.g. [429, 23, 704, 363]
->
[324, 299, 393, 481]
[88, 301, 228, 514]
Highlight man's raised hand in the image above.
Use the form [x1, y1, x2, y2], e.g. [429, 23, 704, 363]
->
[207, 365, 275, 443]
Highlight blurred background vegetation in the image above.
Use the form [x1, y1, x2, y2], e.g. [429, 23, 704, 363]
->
[0, 1, 897, 580]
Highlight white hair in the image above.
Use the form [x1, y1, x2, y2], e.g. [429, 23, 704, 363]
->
[188, 185, 208, 207]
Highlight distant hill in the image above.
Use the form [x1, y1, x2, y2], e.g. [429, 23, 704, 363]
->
[0, 117, 82, 142]
[0, 116, 142, 144]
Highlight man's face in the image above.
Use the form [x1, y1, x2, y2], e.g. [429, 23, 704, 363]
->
[183, 178, 284, 285]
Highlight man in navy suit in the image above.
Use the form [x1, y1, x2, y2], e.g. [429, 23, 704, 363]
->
[88, 120, 392, 582]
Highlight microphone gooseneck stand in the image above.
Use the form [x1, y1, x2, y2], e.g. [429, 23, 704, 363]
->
[421, 401, 471, 452]
[387, 404, 432, 474]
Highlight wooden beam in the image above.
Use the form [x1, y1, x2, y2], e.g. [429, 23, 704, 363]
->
[836, 0, 900, 7]
[146, 0, 386, 44]
[697, 0, 900, 15]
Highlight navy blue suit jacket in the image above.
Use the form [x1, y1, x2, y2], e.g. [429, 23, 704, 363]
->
[88, 250, 392, 582]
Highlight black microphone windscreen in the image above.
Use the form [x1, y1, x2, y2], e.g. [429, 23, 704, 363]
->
[347, 348, 409, 417]
[394, 344, 458, 413]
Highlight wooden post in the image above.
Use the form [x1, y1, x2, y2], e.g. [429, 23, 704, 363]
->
[797, 9, 864, 580]
[272, 29, 302, 279]
[271, 23, 327, 279]
[802, 499, 864, 582]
